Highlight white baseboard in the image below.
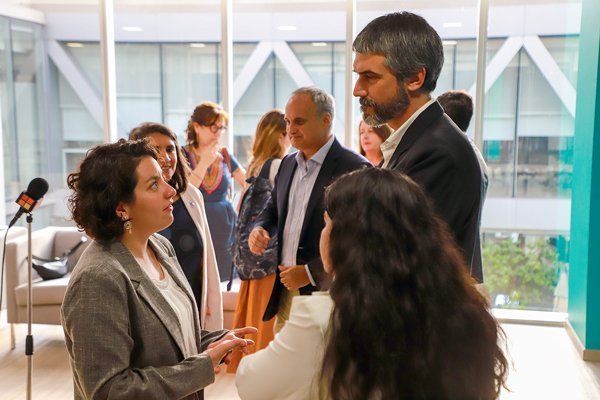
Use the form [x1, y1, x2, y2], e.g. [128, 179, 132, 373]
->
[565, 319, 600, 361]
[492, 308, 566, 327]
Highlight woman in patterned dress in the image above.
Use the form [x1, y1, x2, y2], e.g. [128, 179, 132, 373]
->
[182, 101, 246, 281]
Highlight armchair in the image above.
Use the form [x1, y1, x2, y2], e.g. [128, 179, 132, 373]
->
[5, 226, 89, 349]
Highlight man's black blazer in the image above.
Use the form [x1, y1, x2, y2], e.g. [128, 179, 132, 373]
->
[387, 100, 486, 282]
[255, 137, 370, 321]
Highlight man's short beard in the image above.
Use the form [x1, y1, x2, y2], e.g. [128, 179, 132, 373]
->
[360, 85, 410, 127]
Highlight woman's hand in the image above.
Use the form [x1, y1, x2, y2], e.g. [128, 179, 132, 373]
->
[189, 143, 220, 185]
[205, 327, 258, 373]
[196, 143, 220, 169]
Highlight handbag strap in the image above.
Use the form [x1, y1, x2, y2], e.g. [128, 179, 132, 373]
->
[61, 236, 88, 258]
[258, 158, 275, 180]
[221, 147, 232, 173]
[33, 236, 87, 262]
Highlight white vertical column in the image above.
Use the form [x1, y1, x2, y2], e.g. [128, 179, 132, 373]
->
[0, 98, 6, 225]
[473, 0, 489, 151]
[221, 0, 234, 151]
[344, 0, 356, 149]
[99, 0, 118, 142]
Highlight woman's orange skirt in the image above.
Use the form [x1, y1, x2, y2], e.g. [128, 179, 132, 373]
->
[226, 274, 276, 373]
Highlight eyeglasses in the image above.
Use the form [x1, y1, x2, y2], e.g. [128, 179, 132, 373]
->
[208, 124, 227, 133]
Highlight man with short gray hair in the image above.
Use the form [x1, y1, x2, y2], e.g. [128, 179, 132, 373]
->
[249, 86, 369, 330]
[353, 12, 486, 282]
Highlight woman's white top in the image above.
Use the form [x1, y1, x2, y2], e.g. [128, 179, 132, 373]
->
[148, 267, 198, 358]
[236, 292, 333, 400]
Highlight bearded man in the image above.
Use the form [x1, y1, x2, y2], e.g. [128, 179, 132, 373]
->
[353, 12, 486, 283]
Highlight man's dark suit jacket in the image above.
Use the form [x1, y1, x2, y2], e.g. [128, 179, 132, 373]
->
[387, 100, 486, 282]
[255, 137, 370, 321]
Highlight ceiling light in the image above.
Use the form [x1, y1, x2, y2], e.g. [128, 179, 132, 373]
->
[122, 26, 142, 32]
[277, 25, 297, 31]
[66, 42, 84, 48]
[312, 42, 327, 47]
[443, 22, 462, 28]
[190, 43, 206, 48]
[442, 40, 458, 46]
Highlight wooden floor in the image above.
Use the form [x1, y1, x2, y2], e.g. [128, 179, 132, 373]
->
[1, 318, 599, 399]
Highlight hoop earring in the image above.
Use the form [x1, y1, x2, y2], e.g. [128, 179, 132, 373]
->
[123, 220, 132, 234]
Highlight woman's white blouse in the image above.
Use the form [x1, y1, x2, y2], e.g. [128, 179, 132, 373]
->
[148, 268, 198, 358]
[236, 292, 333, 400]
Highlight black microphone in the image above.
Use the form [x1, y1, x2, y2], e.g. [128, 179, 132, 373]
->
[8, 177, 49, 228]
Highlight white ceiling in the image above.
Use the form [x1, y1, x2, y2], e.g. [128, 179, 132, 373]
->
[1, 0, 581, 42]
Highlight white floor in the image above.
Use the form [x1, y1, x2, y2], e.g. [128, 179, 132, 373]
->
[499, 323, 600, 400]
[1, 317, 599, 399]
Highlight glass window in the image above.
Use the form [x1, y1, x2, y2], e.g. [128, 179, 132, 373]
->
[233, 42, 257, 80]
[10, 20, 44, 192]
[333, 42, 346, 138]
[0, 17, 16, 201]
[274, 55, 298, 111]
[483, 232, 569, 312]
[290, 41, 348, 138]
[234, 54, 276, 167]
[483, 0, 581, 311]
[290, 42, 334, 94]
[163, 43, 220, 141]
[516, 50, 575, 139]
[65, 42, 102, 93]
[113, 0, 221, 143]
[433, 42, 456, 98]
[484, 140, 515, 197]
[115, 44, 162, 136]
[54, 41, 105, 183]
[483, 39, 519, 197]
[542, 36, 579, 88]
[53, 63, 103, 144]
[233, 0, 347, 168]
[0, 2, 582, 312]
[1, 19, 53, 228]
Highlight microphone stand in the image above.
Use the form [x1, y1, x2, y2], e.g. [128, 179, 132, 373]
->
[25, 213, 34, 400]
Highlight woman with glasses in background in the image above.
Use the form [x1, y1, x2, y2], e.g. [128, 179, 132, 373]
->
[183, 101, 246, 281]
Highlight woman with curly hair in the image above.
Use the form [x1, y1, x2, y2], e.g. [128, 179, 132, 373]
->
[320, 168, 508, 400]
[61, 139, 255, 399]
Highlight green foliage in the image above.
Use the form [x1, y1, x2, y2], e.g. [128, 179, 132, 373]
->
[483, 238, 559, 310]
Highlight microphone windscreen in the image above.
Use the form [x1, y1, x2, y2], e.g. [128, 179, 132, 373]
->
[27, 177, 49, 199]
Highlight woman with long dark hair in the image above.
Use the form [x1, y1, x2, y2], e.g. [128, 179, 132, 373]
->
[320, 168, 508, 400]
[236, 167, 508, 400]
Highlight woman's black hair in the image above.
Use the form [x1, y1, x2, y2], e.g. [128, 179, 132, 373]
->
[67, 139, 158, 242]
[321, 168, 508, 400]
